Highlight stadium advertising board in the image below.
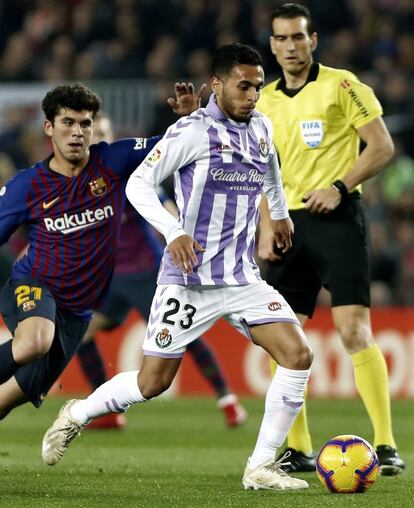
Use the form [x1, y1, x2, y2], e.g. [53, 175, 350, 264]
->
[2, 308, 412, 398]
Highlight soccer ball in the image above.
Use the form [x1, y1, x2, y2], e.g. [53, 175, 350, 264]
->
[316, 435, 379, 493]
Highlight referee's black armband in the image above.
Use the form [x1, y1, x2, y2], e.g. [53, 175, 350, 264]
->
[331, 179, 348, 200]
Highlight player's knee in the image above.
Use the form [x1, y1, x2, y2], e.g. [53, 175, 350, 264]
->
[336, 320, 372, 352]
[293, 343, 313, 370]
[32, 332, 54, 358]
[22, 332, 53, 360]
[139, 376, 172, 399]
[276, 342, 313, 370]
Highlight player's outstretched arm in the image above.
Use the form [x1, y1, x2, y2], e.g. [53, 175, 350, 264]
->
[167, 82, 207, 116]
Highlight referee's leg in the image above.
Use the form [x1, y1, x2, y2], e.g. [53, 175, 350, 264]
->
[332, 303, 405, 475]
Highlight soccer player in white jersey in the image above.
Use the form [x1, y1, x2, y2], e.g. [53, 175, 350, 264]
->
[42, 43, 313, 491]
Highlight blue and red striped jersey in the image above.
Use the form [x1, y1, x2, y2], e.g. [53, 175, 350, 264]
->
[0, 136, 160, 319]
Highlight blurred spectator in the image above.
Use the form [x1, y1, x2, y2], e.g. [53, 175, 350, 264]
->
[382, 140, 414, 204]
[145, 34, 182, 80]
[0, 152, 21, 286]
[0, 31, 34, 81]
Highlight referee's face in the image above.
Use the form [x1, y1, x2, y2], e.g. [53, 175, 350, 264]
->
[270, 16, 317, 77]
[212, 64, 264, 123]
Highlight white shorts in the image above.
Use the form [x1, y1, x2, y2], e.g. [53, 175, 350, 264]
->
[143, 280, 300, 357]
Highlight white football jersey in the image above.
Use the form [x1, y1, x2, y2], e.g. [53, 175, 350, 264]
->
[127, 93, 288, 286]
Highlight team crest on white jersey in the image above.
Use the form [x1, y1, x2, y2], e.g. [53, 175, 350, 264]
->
[300, 120, 324, 148]
[259, 138, 269, 157]
[155, 328, 172, 348]
[89, 177, 108, 197]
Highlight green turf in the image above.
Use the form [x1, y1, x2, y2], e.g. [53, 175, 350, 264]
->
[0, 397, 412, 507]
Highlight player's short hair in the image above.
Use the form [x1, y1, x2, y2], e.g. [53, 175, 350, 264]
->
[272, 3, 313, 35]
[42, 82, 102, 122]
[211, 43, 263, 79]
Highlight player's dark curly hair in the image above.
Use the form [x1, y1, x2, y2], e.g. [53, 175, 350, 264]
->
[211, 43, 263, 79]
[42, 82, 102, 123]
[272, 3, 313, 35]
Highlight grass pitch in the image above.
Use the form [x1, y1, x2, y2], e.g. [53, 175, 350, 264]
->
[0, 397, 412, 507]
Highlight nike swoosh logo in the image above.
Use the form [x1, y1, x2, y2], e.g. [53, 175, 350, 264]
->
[42, 197, 60, 209]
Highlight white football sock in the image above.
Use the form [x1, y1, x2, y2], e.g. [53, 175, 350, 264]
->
[70, 370, 146, 424]
[249, 365, 310, 468]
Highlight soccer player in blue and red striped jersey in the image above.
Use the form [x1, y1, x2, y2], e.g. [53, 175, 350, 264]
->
[0, 81, 199, 420]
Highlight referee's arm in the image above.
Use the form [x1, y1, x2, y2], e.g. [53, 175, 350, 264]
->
[341, 116, 394, 192]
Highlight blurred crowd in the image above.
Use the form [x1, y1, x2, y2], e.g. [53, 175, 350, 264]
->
[0, 0, 413, 304]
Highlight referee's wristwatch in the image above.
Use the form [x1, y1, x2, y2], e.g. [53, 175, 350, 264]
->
[331, 179, 348, 200]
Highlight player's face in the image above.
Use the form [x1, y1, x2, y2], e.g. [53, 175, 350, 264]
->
[270, 16, 317, 76]
[92, 117, 114, 144]
[44, 108, 94, 164]
[212, 64, 264, 122]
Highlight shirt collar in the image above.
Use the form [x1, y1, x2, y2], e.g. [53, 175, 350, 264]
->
[276, 62, 320, 97]
[205, 93, 227, 121]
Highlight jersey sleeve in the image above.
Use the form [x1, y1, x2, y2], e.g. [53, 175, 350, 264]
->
[337, 73, 383, 130]
[126, 116, 203, 244]
[0, 173, 30, 245]
[263, 147, 289, 220]
[261, 117, 289, 220]
[101, 135, 162, 177]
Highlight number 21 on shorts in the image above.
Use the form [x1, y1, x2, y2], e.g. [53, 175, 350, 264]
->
[15, 285, 42, 312]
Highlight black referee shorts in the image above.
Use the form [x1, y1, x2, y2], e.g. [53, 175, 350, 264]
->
[265, 194, 371, 318]
[0, 277, 89, 407]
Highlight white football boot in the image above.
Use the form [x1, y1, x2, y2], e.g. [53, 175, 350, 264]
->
[42, 399, 87, 466]
[242, 451, 309, 490]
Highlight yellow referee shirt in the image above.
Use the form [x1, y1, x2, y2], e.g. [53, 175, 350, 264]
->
[257, 63, 383, 209]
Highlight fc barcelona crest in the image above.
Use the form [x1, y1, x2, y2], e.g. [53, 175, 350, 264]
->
[22, 300, 36, 312]
[259, 138, 269, 157]
[89, 177, 108, 197]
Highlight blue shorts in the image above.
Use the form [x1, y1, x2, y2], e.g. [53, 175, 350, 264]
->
[96, 270, 158, 327]
[0, 277, 89, 407]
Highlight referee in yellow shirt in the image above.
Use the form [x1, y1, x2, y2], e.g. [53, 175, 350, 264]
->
[257, 3, 404, 476]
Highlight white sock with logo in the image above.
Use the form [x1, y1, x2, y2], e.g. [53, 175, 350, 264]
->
[248, 365, 310, 468]
[70, 370, 146, 424]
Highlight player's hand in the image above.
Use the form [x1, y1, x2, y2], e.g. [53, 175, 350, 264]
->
[168, 234, 205, 273]
[258, 227, 281, 261]
[271, 217, 294, 254]
[167, 82, 207, 116]
[303, 187, 341, 214]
